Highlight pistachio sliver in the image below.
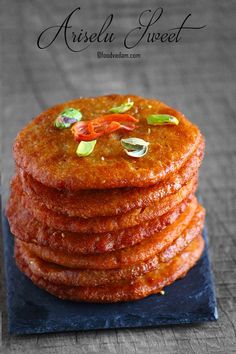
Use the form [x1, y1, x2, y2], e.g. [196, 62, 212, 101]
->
[55, 108, 82, 129]
[109, 100, 134, 113]
[121, 137, 149, 158]
[147, 114, 179, 126]
[76, 140, 96, 157]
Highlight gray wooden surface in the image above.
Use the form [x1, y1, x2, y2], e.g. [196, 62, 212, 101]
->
[1, 0, 236, 353]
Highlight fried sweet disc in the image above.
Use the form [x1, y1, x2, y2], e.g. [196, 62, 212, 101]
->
[15, 207, 204, 287]
[13, 175, 197, 233]
[18, 139, 204, 218]
[15, 235, 204, 302]
[6, 192, 192, 255]
[22, 202, 204, 269]
[13, 94, 202, 190]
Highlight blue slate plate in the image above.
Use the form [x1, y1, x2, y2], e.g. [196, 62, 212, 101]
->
[2, 213, 218, 335]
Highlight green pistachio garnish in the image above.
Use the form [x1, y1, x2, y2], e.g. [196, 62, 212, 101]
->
[54, 108, 82, 129]
[76, 140, 97, 157]
[109, 100, 134, 113]
[121, 137, 149, 158]
[147, 114, 179, 126]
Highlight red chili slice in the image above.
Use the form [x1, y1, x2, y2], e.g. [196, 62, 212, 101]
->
[71, 114, 138, 141]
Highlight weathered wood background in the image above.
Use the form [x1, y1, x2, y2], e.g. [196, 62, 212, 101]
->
[1, 0, 236, 353]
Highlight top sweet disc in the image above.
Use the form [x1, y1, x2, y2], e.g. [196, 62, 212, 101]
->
[13, 94, 201, 190]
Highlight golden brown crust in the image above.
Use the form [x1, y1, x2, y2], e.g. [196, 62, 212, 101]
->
[12, 175, 197, 233]
[15, 235, 204, 302]
[6, 192, 193, 254]
[18, 139, 204, 218]
[13, 94, 202, 190]
[20, 203, 204, 269]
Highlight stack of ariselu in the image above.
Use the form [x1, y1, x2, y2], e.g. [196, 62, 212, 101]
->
[6, 94, 205, 303]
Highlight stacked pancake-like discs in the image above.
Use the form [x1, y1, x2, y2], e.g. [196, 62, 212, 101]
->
[6, 94, 205, 302]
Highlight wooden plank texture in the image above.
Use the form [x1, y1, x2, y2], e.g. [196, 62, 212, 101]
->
[1, 0, 236, 353]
